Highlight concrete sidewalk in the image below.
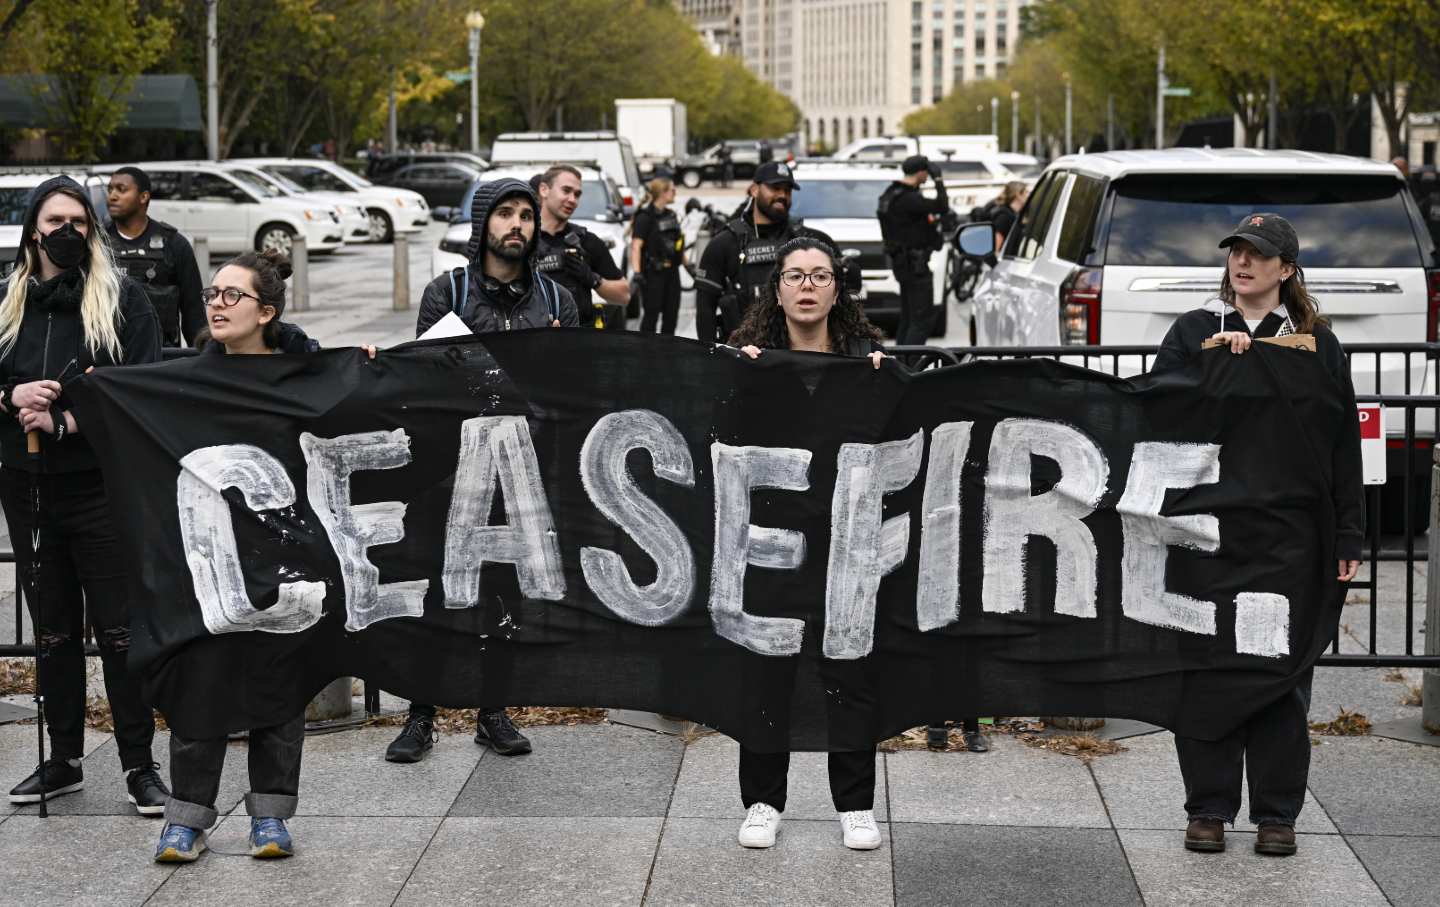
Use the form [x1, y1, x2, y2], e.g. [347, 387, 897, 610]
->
[0, 720, 1435, 906]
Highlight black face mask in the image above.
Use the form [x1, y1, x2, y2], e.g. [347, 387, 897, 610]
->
[39, 222, 87, 270]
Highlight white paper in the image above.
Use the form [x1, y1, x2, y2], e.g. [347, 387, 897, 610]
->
[418, 311, 473, 341]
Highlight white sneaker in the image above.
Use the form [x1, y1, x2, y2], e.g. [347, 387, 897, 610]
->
[737, 802, 782, 848]
[840, 810, 882, 850]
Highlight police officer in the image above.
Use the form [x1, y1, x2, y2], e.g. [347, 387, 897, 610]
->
[877, 155, 950, 344]
[630, 177, 684, 334]
[531, 165, 629, 328]
[105, 167, 204, 347]
[694, 161, 839, 344]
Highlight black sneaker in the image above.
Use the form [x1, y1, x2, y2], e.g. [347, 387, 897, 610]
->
[925, 725, 948, 750]
[962, 730, 990, 753]
[9, 758, 84, 804]
[474, 709, 532, 756]
[385, 711, 436, 763]
[126, 763, 170, 816]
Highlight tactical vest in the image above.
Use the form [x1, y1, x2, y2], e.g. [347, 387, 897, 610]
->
[724, 216, 808, 309]
[533, 223, 593, 309]
[642, 205, 683, 270]
[876, 183, 908, 255]
[109, 221, 183, 346]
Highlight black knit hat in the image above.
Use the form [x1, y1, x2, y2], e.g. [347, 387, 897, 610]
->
[465, 177, 540, 262]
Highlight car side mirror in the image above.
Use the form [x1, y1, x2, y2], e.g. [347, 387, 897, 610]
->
[955, 222, 995, 259]
[432, 206, 453, 222]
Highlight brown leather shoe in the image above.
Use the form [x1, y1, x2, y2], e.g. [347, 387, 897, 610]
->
[1255, 823, 1297, 856]
[1183, 818, 1225, 852]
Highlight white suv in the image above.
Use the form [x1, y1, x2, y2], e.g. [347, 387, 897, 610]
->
[232, 157, 430, 242]
[221, 163, 371, 244]
[93, 161, 346, 255]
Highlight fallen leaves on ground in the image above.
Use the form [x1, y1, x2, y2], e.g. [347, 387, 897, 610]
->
[365, 706, 607, 734]
[0, 658, 36, 696]
[1309, 708, 1372, 736]
[878, 718, 1126, 762]
[1382, 669, 1423, 707]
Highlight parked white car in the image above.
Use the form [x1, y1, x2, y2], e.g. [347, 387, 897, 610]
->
[788, 161, 957, 337]
[92, 161, 345, 255]
[830, 135, 1013, 214]
[220, 163, 371, 245]
[430, 165, 627, 310]
[489, 132, 643, 217]
[232, 157, 430, 242]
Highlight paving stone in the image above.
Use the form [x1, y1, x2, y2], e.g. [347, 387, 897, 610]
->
[448, 724, 682, 817]
[1307, 736, 1440, 835]
[1119, 828, 1388, 907]
[396, 817, 659, 906]
[147, 815, 440, 906]
[1312, 664, 1424, 727]
[668, 733, 888, 820]
[645, 817, 890, 907]
[1088, 732, 1337, 833]
[0, 723, 130, 818]
[1345, 834, 1440, 907]
[295, 727, 481, 817]
[886, 734, 1109, 828]
[891, 823, 1141, 906]
[0, 816, 175, 905]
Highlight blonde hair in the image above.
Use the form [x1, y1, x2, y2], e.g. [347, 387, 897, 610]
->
[996, 181, 1027, 206]
[642, 176, 674, 207]
[0, 192, 124, 362]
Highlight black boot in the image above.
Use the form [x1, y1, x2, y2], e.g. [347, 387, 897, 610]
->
[474, 708, 532, 756]
[962, 730, 989, 753]
[926, 725, 948, 750]
[385, 710, 436, 763]
[9, 758, 84, 803]
[125, 763, 170, 816]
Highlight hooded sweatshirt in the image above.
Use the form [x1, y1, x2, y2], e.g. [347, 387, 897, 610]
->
[415, 177, 578, 336]
[0, 176, 161, 474]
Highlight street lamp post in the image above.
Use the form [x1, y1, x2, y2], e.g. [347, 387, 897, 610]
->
[205, 0, 218, 160]
[466, 10, 485, 155]
[991, 96, 998, 136]
[1064, 73, 1073, 155]
[1010, 91, 1019, 154]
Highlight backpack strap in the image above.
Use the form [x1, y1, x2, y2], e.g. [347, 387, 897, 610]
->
[536, 274, 559, 321]
[450, 265, 469, 315]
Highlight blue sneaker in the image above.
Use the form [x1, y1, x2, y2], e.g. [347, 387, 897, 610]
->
[154, 823, 206, 863]
[249, 817, 294, 858]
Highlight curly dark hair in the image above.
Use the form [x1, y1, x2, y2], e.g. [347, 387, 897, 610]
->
[726, 237, 883, 352]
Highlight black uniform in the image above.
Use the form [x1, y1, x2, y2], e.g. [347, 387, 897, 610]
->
[632, 203, 684, 335]
[106, 218, 204, 347]
[878, 180, 949, 344]
[693, 211, 837, 344]
[533, 221, 623, 328]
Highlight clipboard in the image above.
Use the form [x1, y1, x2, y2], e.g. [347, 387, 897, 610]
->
[1201, 333, 1315, 353]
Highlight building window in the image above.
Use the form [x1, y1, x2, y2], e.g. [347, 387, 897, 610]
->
[912, 86, 922, 104]
[861, 118, 869, 138]
[877, 117, 885, 136]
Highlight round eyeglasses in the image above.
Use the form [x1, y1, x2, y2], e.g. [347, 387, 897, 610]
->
[779, 269, 834, 288]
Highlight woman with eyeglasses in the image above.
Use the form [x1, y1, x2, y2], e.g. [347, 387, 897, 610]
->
[155, 249, 372, 865]
[725, 236, 889, 852]
[0, 176, 167, 815]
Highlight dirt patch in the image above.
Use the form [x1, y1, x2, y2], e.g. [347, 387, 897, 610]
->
[1309, 708, 1372, 736]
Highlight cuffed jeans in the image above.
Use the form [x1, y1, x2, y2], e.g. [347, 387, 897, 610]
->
[165, 714, 304, 829]
[0, 468, 154, 770]
[739, 746, 875, 813]
[1174, 669, 1313, 827]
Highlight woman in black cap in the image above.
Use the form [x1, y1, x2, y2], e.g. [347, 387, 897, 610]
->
[1154, 212, 1363, 858]
[0, 176, 166, 813]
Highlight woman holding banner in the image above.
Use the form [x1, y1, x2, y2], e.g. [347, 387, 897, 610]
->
[1154, 213, 1363, 858]
[153, 250, 368, 864]
[0, 177, 167, 814]
[725, 236, 889, 851]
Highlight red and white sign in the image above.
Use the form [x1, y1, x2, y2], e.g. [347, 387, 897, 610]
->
[1357, 403, 1385, 485]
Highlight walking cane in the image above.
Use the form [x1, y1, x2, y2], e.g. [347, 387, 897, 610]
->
[26, 427, 47, 817]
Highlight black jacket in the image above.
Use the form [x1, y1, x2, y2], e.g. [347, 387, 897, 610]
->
[1154, 303, 1365, 561]
[878, 180, 949, 252]
[693, 211, 838, 314]
[197, 321, 319, 355]
[106, 218, 205, 347]
[0, 268, 161, 473]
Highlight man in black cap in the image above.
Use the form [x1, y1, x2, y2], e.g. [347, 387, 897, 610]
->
[105, 166, 205, 347]
[877, 155, 950, 344]
[694, 161, 840, 343]
[395, 176, 578, 764]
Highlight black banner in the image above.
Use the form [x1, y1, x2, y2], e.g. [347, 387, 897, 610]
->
[70, 332, 1349, 749]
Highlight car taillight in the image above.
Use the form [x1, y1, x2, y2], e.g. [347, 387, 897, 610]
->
[1060, 267, 1102, 345]
[1427, 268, 1440, 342]
[622, 193, 634, 209]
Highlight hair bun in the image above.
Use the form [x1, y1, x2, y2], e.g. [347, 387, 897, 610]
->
[260, 247, 293, 281]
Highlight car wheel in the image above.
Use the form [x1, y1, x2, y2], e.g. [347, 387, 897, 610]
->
[680, 169, 703, 189]
[256, 223, 295, 256]
[367, 209, 394, 243]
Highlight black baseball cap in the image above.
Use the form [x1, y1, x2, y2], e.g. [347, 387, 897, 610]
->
[1218, 212, 1299, 261]
[753, 161, 799, 190]
[901, 155, 931, 175]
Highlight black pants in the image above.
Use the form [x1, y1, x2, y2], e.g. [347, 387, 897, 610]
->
[1174, 669, 1313, 827]
[894, 268, 937, 345]
[640, 267, 681, 335]
[739, 746, 875, 813]
[165, 714, 304, 829]
[695, 294, 742, 345]
[0, 467, 154, 770]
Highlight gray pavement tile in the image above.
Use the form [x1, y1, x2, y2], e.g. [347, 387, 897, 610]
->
[1118, 829, 1389, 907]
[668, 733, 888, 821]
[1308, 736, 1440, 835]
[644, 816, 891, 907]
[0, 724, 135, 818]
[886, 734, 1110, 828]
[1345, 834, 1440, 907]
[147, 815, 441, 906]
[0, 816, 175, 905]
[295, 727, 482, 816]
[891, 823, 1141, 907]
[1088, 732, 1338, 833]
[395, 816, 660, 907]
[1312, 663, 1425, 727]
[448, 724, 682, 818]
